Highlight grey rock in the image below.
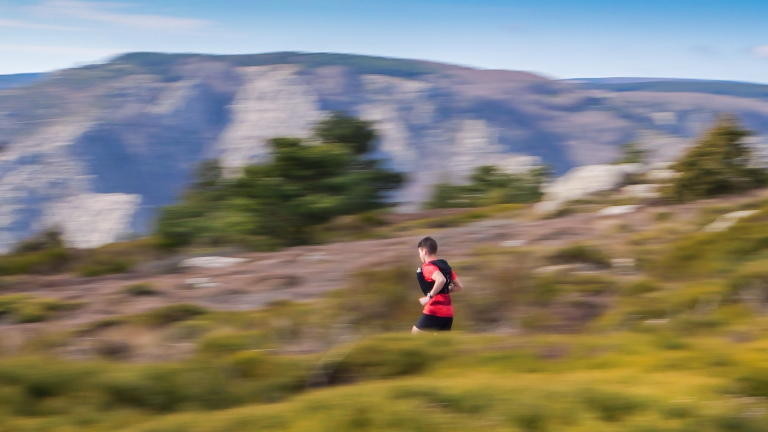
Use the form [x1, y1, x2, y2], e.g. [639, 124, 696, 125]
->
[596, 205, 642, 216]
[702, 210, 759, 232]
[620, 183, 661, 199]
[542, 164, 640, 203]
[42, 193, 142, 248]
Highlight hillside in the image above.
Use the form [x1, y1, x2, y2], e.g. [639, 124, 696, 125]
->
[570, 78, 768, 100]
[3, 52, 768, 251]
[3, 187, 768, 430]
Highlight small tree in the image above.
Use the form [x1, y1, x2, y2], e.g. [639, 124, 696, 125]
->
[614, 142, 646, 165]
[12, 229, 65, 254]
[665, 116, 766, 202]
[157, 116, 402, 249]
[315, 112, 376, 155]
[427, 165, 547, 209]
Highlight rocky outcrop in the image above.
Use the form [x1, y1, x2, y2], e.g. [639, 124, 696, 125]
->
[42, 193, 142, 248]
[0, 119, 95, 250]
[216, 66, 322, 171]
[541, 164, 642, 202]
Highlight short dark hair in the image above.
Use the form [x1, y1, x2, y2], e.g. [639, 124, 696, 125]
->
[417, 236, 438, 255]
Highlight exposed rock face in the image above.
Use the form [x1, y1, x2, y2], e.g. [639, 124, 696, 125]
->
[621, 184, 661, 199]
[42, 193, 142, 248]
[0, 120, 95, 249]
[3, 52, 768, 251]
[216, 66, 323, 170]
[541, 164, 642, 203]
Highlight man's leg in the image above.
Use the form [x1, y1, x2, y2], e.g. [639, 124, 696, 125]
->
[412, 326, 426, 334]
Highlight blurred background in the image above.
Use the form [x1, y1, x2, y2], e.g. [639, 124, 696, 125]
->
[3, 1, 768, 431]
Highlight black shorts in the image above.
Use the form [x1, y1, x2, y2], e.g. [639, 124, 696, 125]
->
[414, 313, 453, 331]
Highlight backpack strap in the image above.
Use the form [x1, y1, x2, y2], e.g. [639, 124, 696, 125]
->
[428, 260, 453, 294]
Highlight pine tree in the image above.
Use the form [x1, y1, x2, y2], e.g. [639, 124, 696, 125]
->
[666, 116, 766, 201]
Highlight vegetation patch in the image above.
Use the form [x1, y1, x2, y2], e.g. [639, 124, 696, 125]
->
[548, 244, 611, 268]
[0, 294, 83, 323]
[156, 114, 403, 249]
[137, 304, 208, 327]
[121, 283, 159, 296]
[427, 165, 546, 209]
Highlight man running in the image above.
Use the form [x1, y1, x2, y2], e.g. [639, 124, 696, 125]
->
[412, 236, 464, 333]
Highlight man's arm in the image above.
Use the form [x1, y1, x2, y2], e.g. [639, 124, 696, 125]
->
[449, 276, 463, 293]
[419, 271, 447, 305]
[429, 271, 447, 297]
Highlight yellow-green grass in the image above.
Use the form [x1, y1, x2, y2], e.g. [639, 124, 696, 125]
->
[2, 331, 768, 431]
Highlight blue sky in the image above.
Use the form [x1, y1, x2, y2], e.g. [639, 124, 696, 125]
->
[1, 0, 767, 82]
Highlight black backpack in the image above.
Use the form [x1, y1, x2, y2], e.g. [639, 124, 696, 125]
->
[416, 259, 453, 295]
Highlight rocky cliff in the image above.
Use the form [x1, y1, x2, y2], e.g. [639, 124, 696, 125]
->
[2, 52, 768, 251]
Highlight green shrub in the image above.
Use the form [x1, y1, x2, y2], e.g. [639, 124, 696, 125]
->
[100, 365, 188, 412]
[166, 320, 214, 341]
[511, 401, 550, 431]
[544, 205, 577, 219]
[198, 331, 271, 354]
[122, 283, 158, 296]
[394, 386, 498, 414]
[653, 213, 768, 277]
[0, 237, 159, 277]
[0, 248, 71, 275]
[580, 388, 646, 422]
[623, 279, 661, 296]
[728, 260, 768, 299]
[157, 118, 403, 249]
[665, 116, 767, 202]
[0, 294, 83, 323]
[548, 244, 611, 268]
[11, 229, 64, 254]
[334, 334, 454, 381]
[0, 358, 92, 400]
[464, 258, 532, 325]
[78, 316, 128, 335]
[139, 304, 208, 327]
[228, 351, 273, 378]
[529, 275, 561, 305]
[738, 368, 768, 398]
[331, 265, 416, 331]
[77, 257, 131, 277]
[99, 361, 263, 411]
[427, 165, 546, 209]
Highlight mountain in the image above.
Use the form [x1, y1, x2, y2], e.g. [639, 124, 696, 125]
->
[0, 72, 46, 90]
[567, 78, 768, 100]
[564, 77, 723, 84]
[2, 51, 768, 251]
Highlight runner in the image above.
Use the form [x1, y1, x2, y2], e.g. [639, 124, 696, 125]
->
[412, 236, 464, 333]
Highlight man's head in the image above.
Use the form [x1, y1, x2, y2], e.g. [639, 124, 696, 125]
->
[417, 236, 438, 263]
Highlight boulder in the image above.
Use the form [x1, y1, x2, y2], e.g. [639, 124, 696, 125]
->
[499, 240, 528, 247]
[42, 193, 141, 249]
[596, 205, 641, 216]
[620, 184, 661, 199]
[180, 256, 248, 268]
[535, 164, 643, 212]
[703, 210, 759, 233]
[646, 169, 680, 181]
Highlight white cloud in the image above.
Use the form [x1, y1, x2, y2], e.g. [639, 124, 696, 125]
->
[752, 45, 768, 59]
[33, 1, 211, 31]
[0, 17, 81, 30]
[0, 43, 119, 56]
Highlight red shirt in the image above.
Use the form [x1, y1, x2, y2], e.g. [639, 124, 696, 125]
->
[422, 262, 458, 317]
